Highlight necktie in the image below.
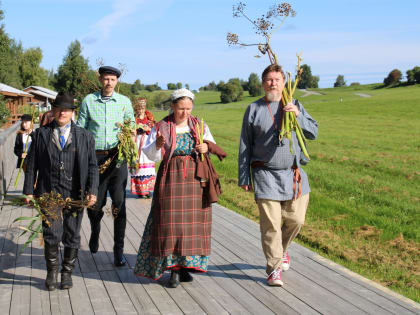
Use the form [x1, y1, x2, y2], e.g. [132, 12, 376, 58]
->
[59, 125, 69, 149]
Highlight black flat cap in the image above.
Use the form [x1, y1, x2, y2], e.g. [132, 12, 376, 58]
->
[52, 92, 76, 109]
[98, 66, 121, 78]
[20, 114, 32, 121]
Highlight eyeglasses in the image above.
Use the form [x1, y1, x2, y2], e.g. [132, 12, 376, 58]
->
[264, 78, 283, 83]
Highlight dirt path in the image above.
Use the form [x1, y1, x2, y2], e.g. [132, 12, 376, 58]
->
[355, 93, 372, 97]
[300, 89, 322, 97]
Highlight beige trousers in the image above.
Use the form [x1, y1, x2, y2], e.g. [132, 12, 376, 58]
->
[256, 194, 309, 275]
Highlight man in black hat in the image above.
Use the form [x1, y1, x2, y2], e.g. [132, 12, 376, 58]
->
[24, 92, 99, 291]
[77, 65, 134, 267]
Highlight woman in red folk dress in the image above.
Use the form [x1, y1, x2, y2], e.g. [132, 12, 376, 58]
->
[130, 98, 156, 198]
[134, 89, 226, 288]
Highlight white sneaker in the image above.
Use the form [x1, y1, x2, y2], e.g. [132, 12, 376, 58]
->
[281, 251, 290, 271]
[267, 268, 283, 286]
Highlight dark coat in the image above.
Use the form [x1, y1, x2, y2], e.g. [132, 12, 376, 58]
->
[23, 121, 99, 199]
[14, 132, 34, 168]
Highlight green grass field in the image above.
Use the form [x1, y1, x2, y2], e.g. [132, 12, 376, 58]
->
[150, 84, 420, 302]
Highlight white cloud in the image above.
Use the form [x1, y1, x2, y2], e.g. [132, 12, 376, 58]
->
[81, 0, 146, 44]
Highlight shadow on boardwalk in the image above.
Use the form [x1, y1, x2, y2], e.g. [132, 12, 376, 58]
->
[1, 171, 419, 314]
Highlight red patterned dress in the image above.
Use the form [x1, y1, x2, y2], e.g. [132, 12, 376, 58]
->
[130, 111, 156, 197]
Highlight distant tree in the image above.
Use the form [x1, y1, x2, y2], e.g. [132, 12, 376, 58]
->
[333, 75, 346, 88]
[297, 64, 318, 89]
[19, 47, 49, 88]
[54, 40, 91, 102]
[350, 82, 360, 86]
[176, 82, 182, 89]
[0, 95, 10, 126]
[383, 69, 402, 86]
[200, 81, 217, 91]
[0, 8, 23, 88]
[117, 82, 134, 98]
[240, 79, 249, 91]
[131, 79, 144, 94]
[248, 72, 262, 97]
[185, 83, 190, 90]
[406, 66, 420, 84]
[167, 83, 177, 90]
[220, 78, 244, 103]
[151, 92, 171, 110]
[145, 83, 161, 92]
[216, 80, 225, 91]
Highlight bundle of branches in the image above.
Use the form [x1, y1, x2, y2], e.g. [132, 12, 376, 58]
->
[11, 192, 93, 252]
[280, 54, 309, 160]
[98, 119, 138, 174]
[116, 119, 138, 169]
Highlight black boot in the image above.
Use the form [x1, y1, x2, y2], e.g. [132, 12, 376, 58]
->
[61, 247, 78, 290]
[113, 216, 126, 267]
[179, 268, 193, 282]
[113, 248, 126, 267]
[89, 223, 100, 253]
[44, 243, 59, 291]
[167, 269, 180, 288]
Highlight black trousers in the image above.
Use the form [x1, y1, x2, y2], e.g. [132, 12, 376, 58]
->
[87, 153, 128, 253]
[42, 207, 84, 248]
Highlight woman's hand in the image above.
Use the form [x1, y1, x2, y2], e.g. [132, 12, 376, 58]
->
[196, 143, 208, 154]
[22, 153, 27, 158]
[156, 131, 166, 149]
[283, 102, 300, 116]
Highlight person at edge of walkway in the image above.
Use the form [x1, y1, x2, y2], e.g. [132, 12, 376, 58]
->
[14, 114, 34, 172]
[134, 88, 226, 288]
[23, 92, 99, 291]
[77, 65, 135, 267]
[238, 64, 318, 286]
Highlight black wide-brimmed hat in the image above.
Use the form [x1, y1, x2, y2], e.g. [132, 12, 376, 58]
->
[52, 92, 76, 109]
[98, 66, 121, 78]
[20, 114, 32, 121]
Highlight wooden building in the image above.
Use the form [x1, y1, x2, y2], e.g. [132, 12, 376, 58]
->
[0, 83, 33, 126]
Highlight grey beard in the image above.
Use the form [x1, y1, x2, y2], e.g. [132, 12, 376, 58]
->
[265, 91, 281, 102]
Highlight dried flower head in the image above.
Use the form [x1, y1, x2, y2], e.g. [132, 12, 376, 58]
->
[227, 32, 240, 46]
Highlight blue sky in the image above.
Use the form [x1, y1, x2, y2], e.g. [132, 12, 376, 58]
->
[2, 0, 420, 89]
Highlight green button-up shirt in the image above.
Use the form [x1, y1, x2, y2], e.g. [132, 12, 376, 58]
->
[77, 91, 134, 150]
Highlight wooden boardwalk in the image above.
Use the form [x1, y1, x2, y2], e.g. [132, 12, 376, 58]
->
[1, 172, 419, 314]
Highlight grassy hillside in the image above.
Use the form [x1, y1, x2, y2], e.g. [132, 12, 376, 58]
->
[151, 84, 420, 302]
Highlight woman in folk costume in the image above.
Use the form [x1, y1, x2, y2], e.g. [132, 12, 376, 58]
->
[130, 97, 156, 198]
[134, 88, 226, 288]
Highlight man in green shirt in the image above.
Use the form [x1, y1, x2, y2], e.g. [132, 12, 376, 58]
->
[77, 66, 134, 266]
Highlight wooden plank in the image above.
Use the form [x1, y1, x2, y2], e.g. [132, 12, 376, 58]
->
[209, 249, 298, 315]
[80, 213, 114, 271]
[204, 260, 275, 314]
[68, 272, 95, 314]
[10, 207, 33, 315]
[83, 271, 116, 314]
[214, 205, 420, 314]
[30, 233, 52, 315]
[211, 229, 366, 314]
[136, 276, 184, 315]
[162, 280, 207, 314]
[180, 277, 230, 315]
[100, 270, 138, 314]
[116, 268, 160, 314]
[211, 240, 319, 315]
[0, 205, 21, 314]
